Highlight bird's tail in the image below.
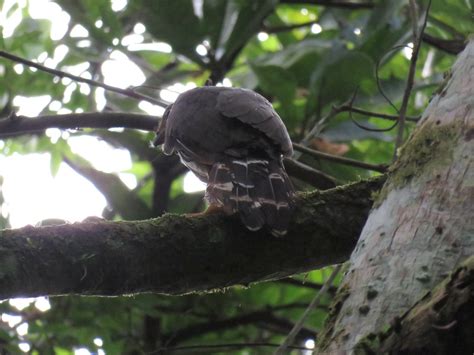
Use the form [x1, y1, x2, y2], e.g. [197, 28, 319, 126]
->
[206, 158, 294, 236]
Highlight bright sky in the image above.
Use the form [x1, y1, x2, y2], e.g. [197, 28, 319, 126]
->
[0, 0, 210, 231]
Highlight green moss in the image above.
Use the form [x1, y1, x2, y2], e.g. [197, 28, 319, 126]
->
[374, 122, 460, 207]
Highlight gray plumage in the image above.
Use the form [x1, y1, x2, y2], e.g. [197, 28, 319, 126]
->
[154, 86, 294, 236]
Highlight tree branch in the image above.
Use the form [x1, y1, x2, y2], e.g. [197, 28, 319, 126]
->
[293, 143, 388, 173]
[393, 0, 431, 160]
[279, 0, 374, 9]
[162, 310, 316, 346]
[0, 112, 159, 138]
[0, 50, 168, 107]
[422, 33, 466, 55]
[283, 158, 338, 189]
[0, 176, 385, 300]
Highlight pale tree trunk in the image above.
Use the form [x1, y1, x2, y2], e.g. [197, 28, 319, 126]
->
[318, 40, 474, 353]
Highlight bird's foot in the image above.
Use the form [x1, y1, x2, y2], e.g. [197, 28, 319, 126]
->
[185, 204, 224, 218]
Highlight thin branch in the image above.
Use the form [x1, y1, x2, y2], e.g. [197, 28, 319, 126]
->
[0, 50, 169, 107]
[153, 342, 308, 354]
[336, 104, 420, 122]
[393, 0, 431, 160]
[375, 44, 409, 115]
[278, 278, 338, 294]
[275, 264, 342, 354]
[0, 112, 158, 138]
[263, 19, 319, 33]
[279, 0, 375, 9]
[162, 310, 316, 347]
[300, 105, 340, 148]
[350, 111, 399, 132]
[347, 88, 399, 133]
[283, 158, 338, 189]
[293, 143, 388, 173]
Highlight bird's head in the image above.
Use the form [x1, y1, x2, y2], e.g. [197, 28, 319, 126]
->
[153, 104, 173, 147]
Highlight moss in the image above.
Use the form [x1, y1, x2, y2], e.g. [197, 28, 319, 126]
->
[317, 282, 351, 351]
[373, 122, 460, 207]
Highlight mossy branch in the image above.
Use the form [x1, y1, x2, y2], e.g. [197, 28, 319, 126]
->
[0, 176, 384, 300]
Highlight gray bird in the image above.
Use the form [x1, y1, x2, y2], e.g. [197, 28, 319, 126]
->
[154, 86, 294, 236]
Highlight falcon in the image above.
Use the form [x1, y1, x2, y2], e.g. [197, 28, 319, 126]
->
[153, 86, 295, 236]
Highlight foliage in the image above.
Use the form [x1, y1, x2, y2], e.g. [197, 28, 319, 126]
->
[0, 0, 471, 353]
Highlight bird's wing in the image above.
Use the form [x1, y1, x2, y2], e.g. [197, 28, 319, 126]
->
[216, 89, 293, 157]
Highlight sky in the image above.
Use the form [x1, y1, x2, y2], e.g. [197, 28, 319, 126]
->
[0, 0, 209, 230]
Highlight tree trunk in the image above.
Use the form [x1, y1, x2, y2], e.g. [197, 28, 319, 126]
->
[318, 40, 474, 353]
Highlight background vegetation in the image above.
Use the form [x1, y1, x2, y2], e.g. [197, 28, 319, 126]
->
[0, 0, 472, 353]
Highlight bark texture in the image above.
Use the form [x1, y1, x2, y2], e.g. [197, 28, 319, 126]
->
[0, 177, 383, 300]
[318, 40, 474, 353]
[355, 256, 474, 354]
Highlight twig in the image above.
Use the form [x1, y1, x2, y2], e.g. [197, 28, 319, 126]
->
[375, 44, 411, 115]
[275, 264, 342, 354]
[279, 0, 374, 9]
[278, 278, 338, 294]
[345, 87, 398, 133]
[263, 20, 319, 33]
[337, 105, 420, 122]
[0, 50, 169, 107]
[293, 143, 388, 173]
[393, 0, 431, 160]
[300, 105, 340, 147]
[283, 158, 338, 189]
[351, 116, 398, 132]
[0, 112, 158, 138]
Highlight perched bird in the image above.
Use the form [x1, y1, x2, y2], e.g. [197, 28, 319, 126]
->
[154, 86, 295, 236]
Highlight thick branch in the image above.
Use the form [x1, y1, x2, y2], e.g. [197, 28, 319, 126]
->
[0, 176, 385, 300]
[422, 33, 466, 55]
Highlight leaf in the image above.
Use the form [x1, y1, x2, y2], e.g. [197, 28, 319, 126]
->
[254, 38, 334, 87]
[138, 0, 204, 64]
[216, 0, 277, 64]
[307, 49, 375, 116]
[250, 64, 297, 108]
[50, 150, 63, 177]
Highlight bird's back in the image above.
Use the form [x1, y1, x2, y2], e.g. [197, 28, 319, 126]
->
[157, 87, 295, 236]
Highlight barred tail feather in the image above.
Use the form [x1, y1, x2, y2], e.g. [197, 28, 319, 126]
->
[206, 158, 294, 236]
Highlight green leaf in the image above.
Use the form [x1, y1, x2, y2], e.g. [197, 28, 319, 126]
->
[250, 64, 296, 108]
[49, 150, 63, 177]
[139, 0, 204, 64]
[307, 49, 375, 116]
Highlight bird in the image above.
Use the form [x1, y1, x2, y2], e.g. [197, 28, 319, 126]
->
[153, 86, 295, 236]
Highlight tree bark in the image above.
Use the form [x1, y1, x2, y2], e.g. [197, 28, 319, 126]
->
[318, 40, 474, 353]
[0, 176, 383, 300]
[355, 256, 474, 354]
